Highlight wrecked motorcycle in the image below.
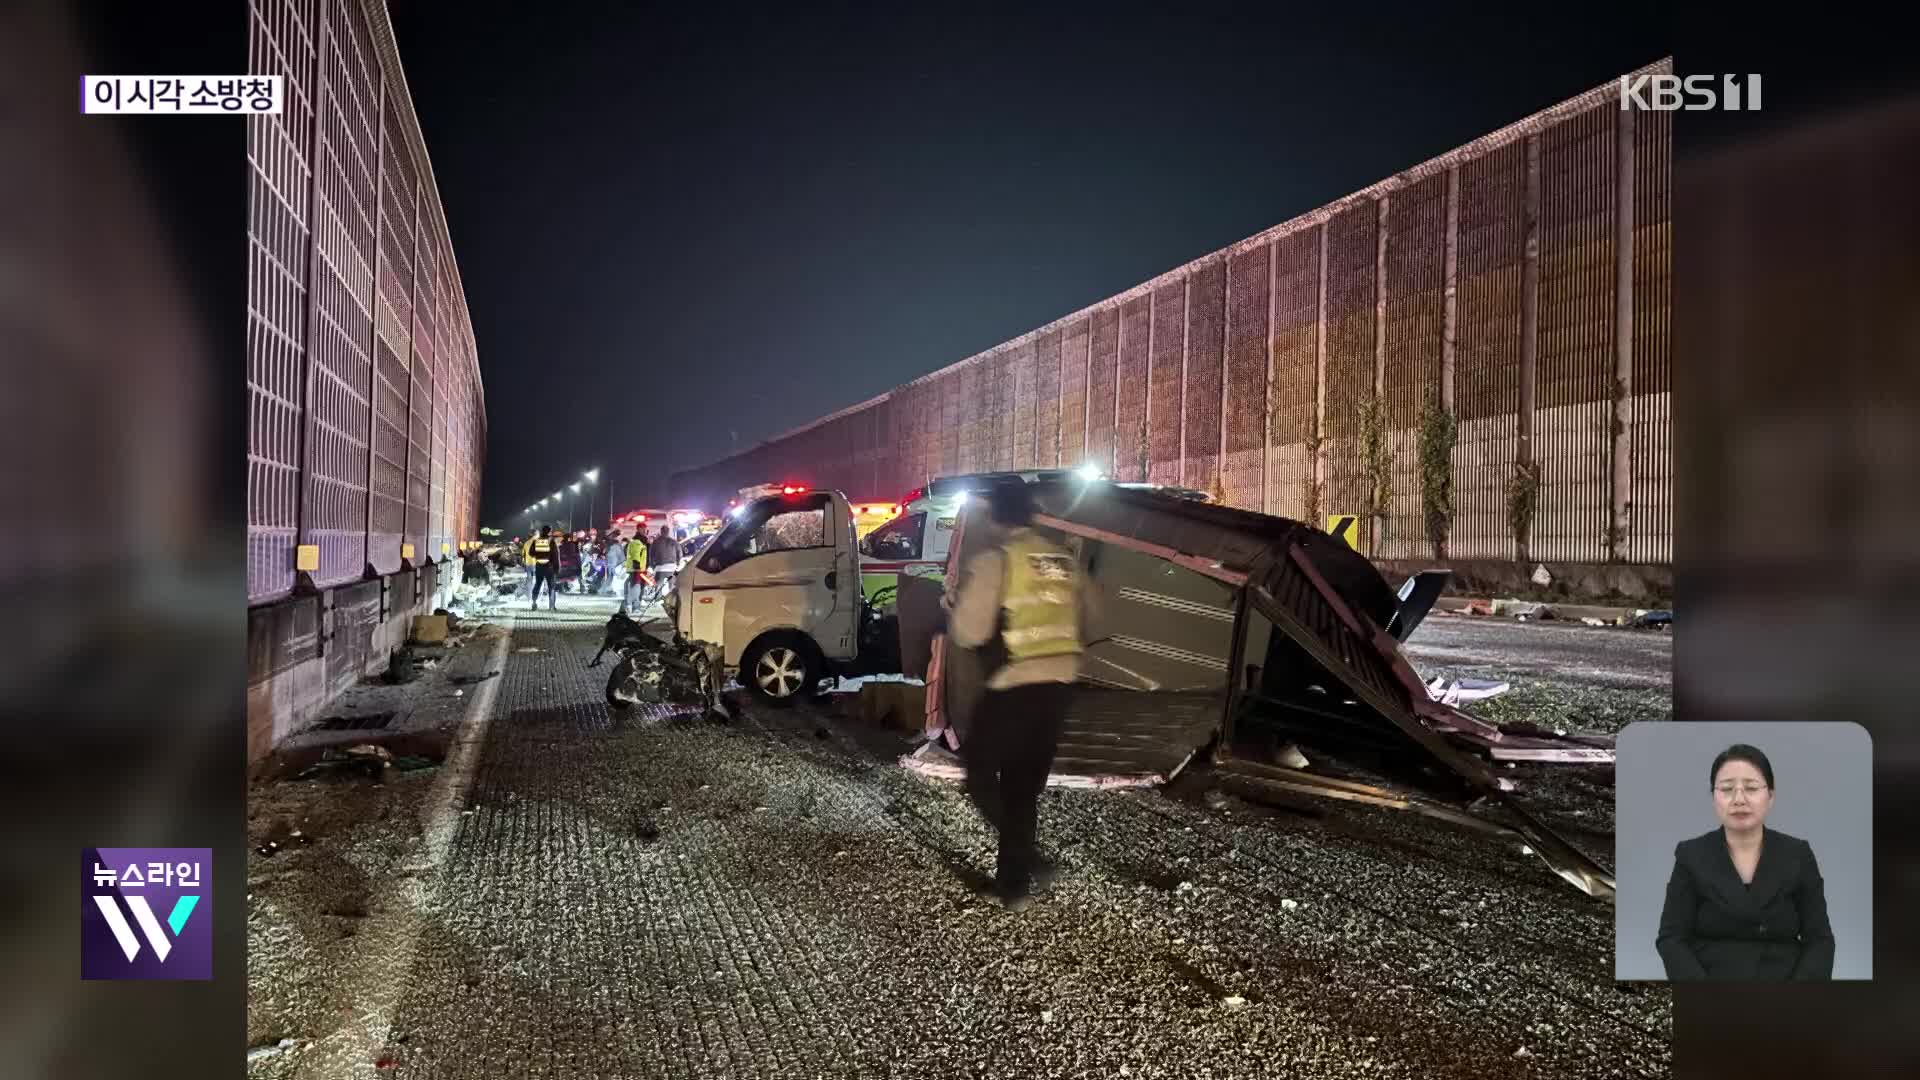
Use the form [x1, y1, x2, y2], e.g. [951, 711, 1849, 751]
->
[590, 609, 729, 719]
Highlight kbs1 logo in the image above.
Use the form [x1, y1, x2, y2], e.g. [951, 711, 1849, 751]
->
[82, 848, 211, 980]
[1621, 73, 1762, 112]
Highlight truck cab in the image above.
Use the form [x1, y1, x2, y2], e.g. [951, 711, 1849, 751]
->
[673, 487, 862, 705]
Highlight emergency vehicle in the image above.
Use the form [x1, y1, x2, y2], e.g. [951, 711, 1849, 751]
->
[725, 484, 898, 539]
[855, 469, 1093, 608]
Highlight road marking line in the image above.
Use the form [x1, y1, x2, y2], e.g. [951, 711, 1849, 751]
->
[294, 616, 515, 1078]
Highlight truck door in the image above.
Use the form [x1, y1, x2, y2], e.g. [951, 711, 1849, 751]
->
[821, 491, 861, 660]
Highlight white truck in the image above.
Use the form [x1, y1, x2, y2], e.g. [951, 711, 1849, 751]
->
[670, 487, 869, 705]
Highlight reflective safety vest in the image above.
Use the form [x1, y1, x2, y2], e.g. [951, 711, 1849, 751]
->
[626, 544, 648, 574]
[999, 529, 1083, 662]
[529, 537, 555, 565]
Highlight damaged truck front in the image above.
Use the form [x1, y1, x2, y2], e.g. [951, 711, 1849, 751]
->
[898, 479, 1617, 899]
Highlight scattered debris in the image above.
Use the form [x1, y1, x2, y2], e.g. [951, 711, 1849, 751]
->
[390, 755, 438, 772]
[516, 647, 542, 654]
[291, 743, 393, 783]
[1222, 995, 1248, 1009]
[1426, 676, 1511, 706]
[1462, 598, 1496, 616]
[1041, 1009, 1054, 1023]
[449, 670, 501, 687]
[1280, 898, 1300, 911]
[380, 649, 422, 686]
[247, 1039, 298, 1064]
[1515, 1046, 1533, 1059]
[1271, 742, 1310, 769]
[1633, 609, 1673, 628]
[1581, 617, 1607, 627]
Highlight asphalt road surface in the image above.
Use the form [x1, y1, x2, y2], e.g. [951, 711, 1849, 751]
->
[247, 596, 1672, 1080]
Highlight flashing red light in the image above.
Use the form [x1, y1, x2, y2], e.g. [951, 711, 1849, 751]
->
[901, 487, 924, 504]
[782, 485, 807, 495]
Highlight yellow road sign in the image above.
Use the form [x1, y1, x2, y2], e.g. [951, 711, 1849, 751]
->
[1325, 514, 1359, 549]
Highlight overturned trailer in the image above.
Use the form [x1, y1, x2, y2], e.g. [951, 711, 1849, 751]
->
[897, 480, 1617, 899]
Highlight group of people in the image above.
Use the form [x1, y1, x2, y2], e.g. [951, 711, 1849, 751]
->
[515, 524, 687, 613]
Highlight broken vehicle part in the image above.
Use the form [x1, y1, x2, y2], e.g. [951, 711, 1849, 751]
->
[907, 480, 1617, 897]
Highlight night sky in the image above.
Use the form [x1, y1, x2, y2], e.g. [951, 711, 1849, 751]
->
[387, 7, 1667, 528]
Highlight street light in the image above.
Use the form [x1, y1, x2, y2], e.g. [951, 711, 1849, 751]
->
[583, 468, 600, 533]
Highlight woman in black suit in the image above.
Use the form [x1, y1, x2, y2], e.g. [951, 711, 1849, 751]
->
[1655, 743, 1835, 980]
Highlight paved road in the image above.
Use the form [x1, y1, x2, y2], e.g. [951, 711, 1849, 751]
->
[250, 597, 1671, 1080]
[1404, 612, 1671, 691]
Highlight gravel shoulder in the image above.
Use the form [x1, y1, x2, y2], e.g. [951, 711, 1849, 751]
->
[247, 603, 1672, 1079]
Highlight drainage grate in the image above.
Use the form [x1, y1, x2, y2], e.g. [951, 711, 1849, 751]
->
[314, 712, 396, 732]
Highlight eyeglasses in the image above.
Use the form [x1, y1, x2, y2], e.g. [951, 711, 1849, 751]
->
[1714, 783, 1768, 797]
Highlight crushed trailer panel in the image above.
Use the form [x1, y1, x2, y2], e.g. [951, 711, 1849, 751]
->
[904, 480, 1616, 897]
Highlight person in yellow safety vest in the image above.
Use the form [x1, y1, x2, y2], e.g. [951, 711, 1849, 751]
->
[945, 481, 1100, 912]
[620, 531, 651, 614]
[526, 526, 559, 611]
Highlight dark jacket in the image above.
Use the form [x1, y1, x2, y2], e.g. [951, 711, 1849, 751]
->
[1656, 827, 1834, 981]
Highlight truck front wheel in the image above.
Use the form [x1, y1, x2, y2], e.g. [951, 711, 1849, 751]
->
[740, 633, 820, 707]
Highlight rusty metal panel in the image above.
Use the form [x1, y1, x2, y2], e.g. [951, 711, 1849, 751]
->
[1631, 108, 1673, 564]
[1182, 259, 1225, 492]
[246, 0, 318, 603]
[1453, 141, 1526, 559]
[1534, 105, 1616, 562]
[1267, 228, 1320, 519]
[1011, 339, 1037, 470]
[958, 362, 982, 474]
[940, 370, 962, 475]
[1086, 308, 1119, 474]
[1147, 281, 1186, 488]
[1321, 204, 1377, 542]
[1116, 295, 1151, 482]
[1224, 244, 1271, 511]
[1059, 317, 1090, 466]
[1033, 327, 1062, 469]
[1381, 172, 1448, 558]
[990, 348, 1016, 471]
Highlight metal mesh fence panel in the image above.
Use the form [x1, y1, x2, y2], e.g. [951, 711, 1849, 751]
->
[1630, 108, 1673, 564]
[1147, 282, 1185, 487]
[1223, 244, 1271, 510]
[1181, 260, 1224, 493]
[246, 0, 318, 602]
[1534, 104, 1616, 562]
[1011, 339, 1037, 470]
[1322, 204, 1377, 547]
[1116, 295, 1151, 482]
[1059, 317, 1090, 466]
[1381, 172, 1448, 558]
[1267, 228, 1320, 520]
[1034, 328, 1062, 469]
[1453, 141, 1525, 559]
[1087, 307, 1119, 475]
